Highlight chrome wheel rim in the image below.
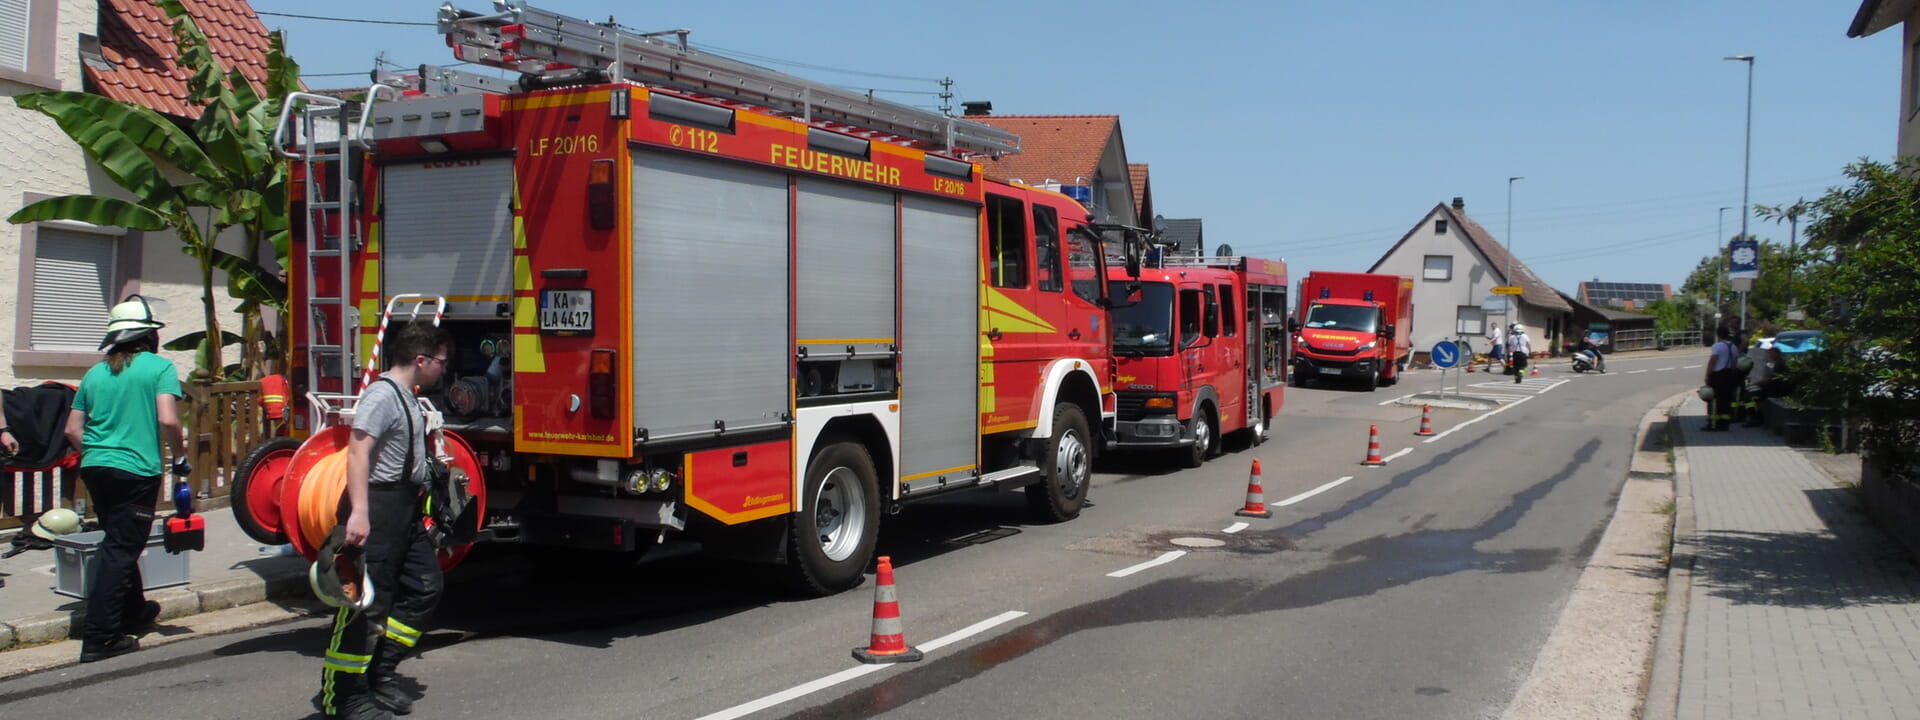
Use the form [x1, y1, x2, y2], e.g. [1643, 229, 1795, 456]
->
[1055, 429, 1089, 500]
[815, 467, 866, 561]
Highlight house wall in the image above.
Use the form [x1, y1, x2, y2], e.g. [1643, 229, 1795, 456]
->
[2, 0, 244, 388]
[1372, 210, 1510, 357]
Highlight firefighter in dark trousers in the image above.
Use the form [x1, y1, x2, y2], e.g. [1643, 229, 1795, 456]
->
[321, 322, 451, 720]
[64, 296, 189, 663]
[1703, 326, 1741, 431]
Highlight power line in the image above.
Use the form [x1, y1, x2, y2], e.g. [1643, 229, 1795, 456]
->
[257, 10, 434, 26]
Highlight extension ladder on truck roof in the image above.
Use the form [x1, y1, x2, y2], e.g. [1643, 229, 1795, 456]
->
[435, 0, 1020, 157]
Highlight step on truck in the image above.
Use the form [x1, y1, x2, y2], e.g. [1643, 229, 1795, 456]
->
[1106, 254, 1289, 467]
[239, 0, 1148, 595]
[1291, 271, 1414, 391]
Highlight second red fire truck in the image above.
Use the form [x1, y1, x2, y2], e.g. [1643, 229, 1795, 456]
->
[1106, 254, 1289, 467]
[233, 1, 1151, 595]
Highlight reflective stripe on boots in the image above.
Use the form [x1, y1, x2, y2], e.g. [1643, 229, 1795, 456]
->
[371, 633, 416, 715]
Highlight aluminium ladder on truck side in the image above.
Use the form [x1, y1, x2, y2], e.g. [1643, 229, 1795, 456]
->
[272, 86, 402, 430]
[435, 0, 1021, 158]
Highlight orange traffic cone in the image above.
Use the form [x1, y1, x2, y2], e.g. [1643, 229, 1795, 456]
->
[1362, 424, 1386, 466]
[853, 556, 924, 664]
[1235, 459, 1273, 518]
[1530, 360, 1540, 378]
[1416, 404, 1435, 437]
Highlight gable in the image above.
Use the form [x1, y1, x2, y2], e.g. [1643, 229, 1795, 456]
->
[87, 0, 274, 119]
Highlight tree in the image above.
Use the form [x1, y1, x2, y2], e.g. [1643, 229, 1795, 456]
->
[1778, 159, 1920, 471]
[1676, 235, 1808, 333]
[7, 3, 298, 379]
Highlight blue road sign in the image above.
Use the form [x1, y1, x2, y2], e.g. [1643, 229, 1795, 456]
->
[1430, 340, 1461, 369]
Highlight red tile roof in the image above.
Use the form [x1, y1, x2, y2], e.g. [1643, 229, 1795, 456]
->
[88, 0, 272, 119]
[966, 115, 1118, 187]
[1129, 163, 1149, 212]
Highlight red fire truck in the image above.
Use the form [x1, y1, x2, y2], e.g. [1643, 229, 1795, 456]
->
[233, 1, 1144, 595]
[1106, 254, 1289, 467]
[1290, 271, 1415, 391]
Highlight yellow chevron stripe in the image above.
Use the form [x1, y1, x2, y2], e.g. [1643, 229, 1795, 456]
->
[514, 255, 533, 292]
[983, 287, 1054, 333]
[361, 259, 379, 293]
[514, 334, 547, 373]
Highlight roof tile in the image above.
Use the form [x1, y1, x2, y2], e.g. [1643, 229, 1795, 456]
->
[86, 0, 273, 120]
[966, 115, 1118, 188]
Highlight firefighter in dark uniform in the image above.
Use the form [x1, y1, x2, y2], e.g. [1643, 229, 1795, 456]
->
[320, 322, 451, 720]
[1702, 326, 1741, 431]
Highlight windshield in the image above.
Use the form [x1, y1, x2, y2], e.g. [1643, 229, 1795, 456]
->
[1303, 303, 1379, 333]
[1111, 282, 1176, 355]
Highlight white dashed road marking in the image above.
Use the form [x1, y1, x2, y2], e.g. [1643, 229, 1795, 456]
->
[1222, 522, 1250, 534]
[1276, 476, 1354, 506]
[1108, 550, 1189, 578]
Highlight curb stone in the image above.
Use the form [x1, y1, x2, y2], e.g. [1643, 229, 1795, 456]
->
[0, 565, 306, 653]
[1641, 392, 1700, 720]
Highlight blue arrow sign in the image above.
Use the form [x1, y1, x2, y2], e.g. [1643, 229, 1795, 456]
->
[1430, 340, 1461, 369]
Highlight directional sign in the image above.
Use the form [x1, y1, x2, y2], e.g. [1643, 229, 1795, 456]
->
[1481, 294, 1508, 312]
[1430, 340, 1462, 369]
[1491, 286, 1525, 296]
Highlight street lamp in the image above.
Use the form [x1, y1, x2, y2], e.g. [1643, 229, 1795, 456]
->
[1506, 176, 1524, 328]
[1715, 205, 1729, 318]
[1725, 54, 1754, 338]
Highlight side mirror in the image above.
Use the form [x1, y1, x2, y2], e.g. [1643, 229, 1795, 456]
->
[1286, 317, 1301, 334]
[1383, 324, 1396, 340]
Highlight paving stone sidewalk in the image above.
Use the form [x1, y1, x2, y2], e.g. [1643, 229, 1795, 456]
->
[1672, 396, 1920, 720]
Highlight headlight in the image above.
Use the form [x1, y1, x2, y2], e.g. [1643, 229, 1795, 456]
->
[1356, 342, 1376, 352]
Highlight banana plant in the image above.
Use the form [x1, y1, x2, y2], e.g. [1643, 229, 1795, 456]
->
[7, 3, 301, 380]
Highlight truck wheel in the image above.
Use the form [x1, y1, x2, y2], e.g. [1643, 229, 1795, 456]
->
[1179, 409, 1215, 468]
[231, 437, 301, 545]
[785, 440, 880, 596]
[1366, 367, 1380, 391]
[1027, 403, 1090, 522]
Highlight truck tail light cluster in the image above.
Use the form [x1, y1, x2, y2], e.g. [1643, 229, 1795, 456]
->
[590, 349, 616, 419]
[588, 159, 616, 230]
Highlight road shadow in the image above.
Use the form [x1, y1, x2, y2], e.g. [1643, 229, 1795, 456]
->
[1692, 488, 1920, 609]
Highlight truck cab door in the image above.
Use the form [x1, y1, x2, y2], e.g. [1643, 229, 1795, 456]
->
[982, 193, 1040, 430]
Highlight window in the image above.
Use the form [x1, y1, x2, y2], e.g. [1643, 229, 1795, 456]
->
[1179, 288, 1205, 347]
[1456, 306, 1487, 336]
[30, 229, 115, 350]
[1434, 219, 1448, 234]
[0, 0, 59, 88]
[1423, 254, 1453, 281]
[1065, 223, 1103, 305]
[1217, 284, 1236, 337]
[1033, 204, 1062, 292]
[14, 193, 141, 366]
[986, 194, 1028, 289]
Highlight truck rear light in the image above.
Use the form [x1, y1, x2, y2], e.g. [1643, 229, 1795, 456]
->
[590, 348, 616, 419]
[588, 158, 616, 230]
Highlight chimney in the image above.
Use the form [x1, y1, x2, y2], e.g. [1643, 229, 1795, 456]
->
[1451, 197, 1465, 210]
[961, 101, 993, 117]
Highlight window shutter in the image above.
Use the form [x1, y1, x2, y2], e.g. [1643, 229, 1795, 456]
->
[0, 0, 29, 72]
[31, 228, 117, 351]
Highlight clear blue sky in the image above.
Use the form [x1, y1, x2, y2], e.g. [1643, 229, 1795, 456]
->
[261, 1, 1897, 295]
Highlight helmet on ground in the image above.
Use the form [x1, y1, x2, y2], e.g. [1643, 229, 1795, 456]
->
[1736, 356, 1754, 372]
[309, 526, 376, 612]
[99, 294, 167, 350]
[30, 508, 82, 541]
[1697, 385, 1715, 401]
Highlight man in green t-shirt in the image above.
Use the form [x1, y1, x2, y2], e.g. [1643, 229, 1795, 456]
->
[64, 296, 189, 664]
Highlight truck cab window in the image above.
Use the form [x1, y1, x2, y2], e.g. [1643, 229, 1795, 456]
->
[1033, 205, 1062, 293]
[987, 194, 1028, 289]
[1180, 288, 1206, 347]
[1065, 225, 1103, 305]
[1217, 284, 1236, 337]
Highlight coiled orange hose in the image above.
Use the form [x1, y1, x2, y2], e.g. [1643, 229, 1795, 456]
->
[297, 448, 350, 550]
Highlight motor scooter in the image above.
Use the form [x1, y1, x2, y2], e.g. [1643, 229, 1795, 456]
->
[1571, 349, 1606, 373]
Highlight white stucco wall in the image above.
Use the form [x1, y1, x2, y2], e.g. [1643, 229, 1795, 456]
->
[2, 0, 245, 388]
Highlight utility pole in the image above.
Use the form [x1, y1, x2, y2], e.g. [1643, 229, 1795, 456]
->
[1726, 54, 1755, 340]
[1786, 198, 1805, 321]
[1715, 206, 1728, 323]
[1506, 176, 1524, 328]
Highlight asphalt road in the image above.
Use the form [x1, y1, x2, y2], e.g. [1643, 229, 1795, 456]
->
[0, 352, 1702, 720]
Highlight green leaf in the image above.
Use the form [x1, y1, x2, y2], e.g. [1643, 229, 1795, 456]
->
[181, 244, 288, 311]
[163, 330, 245, 352]
[12, 93, 192, 203]
[7, 194, 170, 230]
[12, 91, 219, 181]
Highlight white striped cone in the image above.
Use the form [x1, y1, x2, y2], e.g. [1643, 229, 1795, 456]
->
[1235, 459, 1272, 518]
[854, 556, 923, 664]
[1416, 405, 1435, 437]
[1362, 424, 1385, 466]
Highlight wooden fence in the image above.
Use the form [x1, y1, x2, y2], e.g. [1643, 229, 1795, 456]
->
[1, 380, 269, 531]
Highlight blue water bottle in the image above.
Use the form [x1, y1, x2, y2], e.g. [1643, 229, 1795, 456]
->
[173, 480, 193, 516]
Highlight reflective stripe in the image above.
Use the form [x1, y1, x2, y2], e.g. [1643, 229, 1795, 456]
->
[323, 608, 362, 712]
[385, 617, 422, 639]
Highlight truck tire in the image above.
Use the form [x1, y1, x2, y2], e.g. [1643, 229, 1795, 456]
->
[785, 439, 880, 596]
[1178, 408, 1215, 468]
[1366, 367, 1380, 391]
[1027, 403, 1090, 522]
[231, 437, 301, 545]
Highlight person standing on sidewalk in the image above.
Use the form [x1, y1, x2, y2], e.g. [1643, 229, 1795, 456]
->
[1487, 323, 1505, 373]
[1702, 326, 1741, 431]
[320, 322, 451, 720]
[63, 296, 188, 663]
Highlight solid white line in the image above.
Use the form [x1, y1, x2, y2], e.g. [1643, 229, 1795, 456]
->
[1276, 476, 1354, 506]
[692, 610, 1029, 720]
[1656, 367, 1676, 371]
[1381, 448, 1413, 464]
[1423, 395, 1534, 444]
[1222, 522, 1250, 534]
[1378, 393, 1418, 406]
[1108, 550, 1188, 578]
[1683, 364, 1703, 369]
[1629, 369, 1649, 374]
